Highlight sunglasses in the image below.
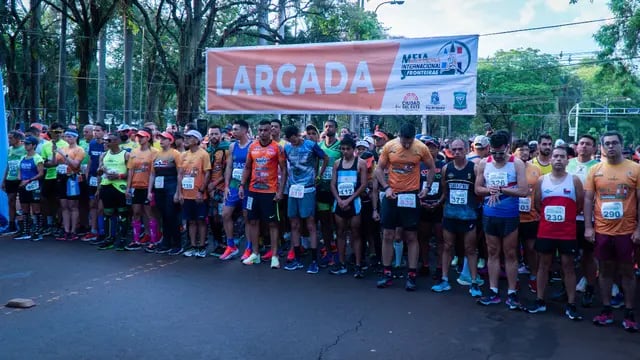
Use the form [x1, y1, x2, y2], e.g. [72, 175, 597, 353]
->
[339, 147, 353, 151]
[51, 130, 63, 134]
[490, 150, 506, 156]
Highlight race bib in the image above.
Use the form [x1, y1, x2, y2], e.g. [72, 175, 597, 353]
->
[427, 182, 439, 196]
[338, 183, 355, 197]
[89, 176, 98, 187]
[487, 172, 508, 187]
[154, 176, 165, 189]
[322, 166, 333, 180]
[246, 196, 254, 210]
[80, 164, 88, 173]
[601, 202, 623, 220]
[7, 160, 19, 177]
[25, 181, 39, 191]
[544, 206, 565, 223]
[519, 198, 531, 212]
[397, 193, 416, 208]
[289, 184, 305, 199]
[232, 168, 243, 181]
[56, 164, 68, 174]
[181, 176, 195, 190]
[449, 189, 467, 205]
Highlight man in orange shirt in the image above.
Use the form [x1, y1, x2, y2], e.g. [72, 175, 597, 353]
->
[374, 123, 435, 291]
[585, 131, 640, 331]
[178, 130, 212, 258]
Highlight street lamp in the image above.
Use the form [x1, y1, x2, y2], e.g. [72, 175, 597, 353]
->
[375, 0, 405, 13]
[567, 97, 632, 141]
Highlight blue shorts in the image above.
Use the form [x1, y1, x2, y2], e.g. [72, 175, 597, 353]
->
[183, 199, 208, 221]
[224, 187, 247, 209]
[288, 190, 316, 219]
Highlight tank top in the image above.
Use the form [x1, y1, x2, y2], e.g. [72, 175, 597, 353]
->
[19, 154, 43, 181]
[229, 141, 250, 189]
[483, 155, 519, 218]
[335, 158, 360, 199]
[422, 160, 445, 202]
[101, 150, 127, 193]
[443, 161, 477, 220]
[88, 140, 105, 176]
[319, 139, 341, 191]
[537, 173, 577, 240]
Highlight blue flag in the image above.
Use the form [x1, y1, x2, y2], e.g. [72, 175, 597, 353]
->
[0, 71, 9, 231]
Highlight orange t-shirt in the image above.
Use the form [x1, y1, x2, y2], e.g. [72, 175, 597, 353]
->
[127, 148, 158, 189]
[210, 148, 228, 191]
[379, 138, 433, 193]
[180, 148, 212, 200]
[247, 140, 284, 193]
[55, 146, 86, 175]
[520, 163, 541, 222]
[585, 159, 640, 235]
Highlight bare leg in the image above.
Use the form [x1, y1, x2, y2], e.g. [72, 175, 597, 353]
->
[536, 253, 552, 299]
[561, 254, 578, 304]
[464, 230, 478, 281]
[381, 229, 394, 267]
[486, 235, 502, 290]
[503, 229, 520, 291]
[405, 230, 419, 270]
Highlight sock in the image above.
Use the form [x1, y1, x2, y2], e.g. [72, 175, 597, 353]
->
[508, 289, 517, 295]
[490, 287, 499, 294]
[149, 218, 159, 243]
[461, 257, 470, 278]
[132, 219, 142, 242]
[408, 268, 417, 278]
[310, 247, 318, 262]
[393, 241, 403, 267]
[227, 237, 235, 247]
[245, 241, 252, 250]
[383, 265, 392, 275]
[294, 246, 302, 261]
[97, 214, 105, 235]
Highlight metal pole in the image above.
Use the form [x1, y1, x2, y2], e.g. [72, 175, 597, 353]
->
[574, 103, 579, 142]
[139, 27, 145, 124]
[604, 98, 609, 131]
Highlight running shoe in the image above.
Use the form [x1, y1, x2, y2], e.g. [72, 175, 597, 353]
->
[611, 293, 624, 309]
[550, 287, 568, 302]
[125, 242, 142, 251]
[469, 284, 482, 298]
[506, 293, 522, 311]
[98, 241, 114, 250]
[55, 232, 69, 241]
[144, 243, 159, 253]
[139, 234, 150, 244]
[550, 271, 562, 282]
[405, 275, 417, 292]
[40, 226, 53, 236]
[68, 233, 79, 241]
[240, 248, 252, 260]
[168, 248, 183, 256]
[261, 249, 273, 261]
[210, 245, 226, 257]
[82, 233, 98, 242]
[270, 256, 280, 269]
[478, 291, 501, 306]
[284, 260, 304, 271]
[376, 271, 393, 288]
[353, 266, 364, 279]
[592, 310, 614, 326]
[195, 247, 207, 258]
[242, 253, 260, 265]
[431, 280, 451, 293]
[115, 245, 126, 251]
[477, 258, 486, 269]
[287, 248, 295, 262]
[319, 248, 331, 268]
[526, 299, 547, 314]
[457, 274, 485, 287]
[31, 233, 43, 242]
[307, 261, 319, 274]
[581, 289, 594, 308]
[14, 232, 32, 241]
[183, 247, 197, 257]
[1, 225, 18, 236]
[155, 247, 171, 254]
[528, 279, 538, 294]
[517, 263, 530, 275]
[90, 237, 106, 246]
[330, 263, 347, 275]
[565, 304, 583, 321]
[622, 313, 638, 332]
[219, 246, 239, 260]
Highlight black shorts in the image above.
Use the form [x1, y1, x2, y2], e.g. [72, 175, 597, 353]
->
[4, 180, 20, 194]
[42, 179, 57, 198]
[420, 204, 443, 223]
[380, 192, 420, 231]
[100, 184, 126, 210]
[535, 238, 578, 256]
[246, 192, 279, 222]
[56, 176, 80, 200]
[442, 218, 476, 234]
[576, 220, 594, 252]
[79, 180, 90, 200]
[316, 190, 334, 206]
[183, 199, 208, 221]
[482, 216, 519, 237]
[132, 188, 150, 205]
[519, 221, 539, 241]
[88, 186, 98, 200]
[18, 182, 42, 204]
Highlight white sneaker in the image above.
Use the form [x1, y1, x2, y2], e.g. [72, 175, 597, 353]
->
[242, 253, 261, 265]
[271, 256, 280, 269]
[183, 248, 196, 257]
[196, 248, 207, 258]
[576, 276, 587, 293]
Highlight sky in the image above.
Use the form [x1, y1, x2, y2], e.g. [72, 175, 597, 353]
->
[364, 0, 613, 58]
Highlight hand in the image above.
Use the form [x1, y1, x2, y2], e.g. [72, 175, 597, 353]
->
[238, 186, 245, 200]
[173, 192, 180, 204]
[19, 180, 29, 188]
[274, 191, 283, 202]
[196, 191, 204, 204]
[584, 227, 595, 243]
[385, 187, 396, 199]
[95, 188, 100, 198]
[418, 188, 428, 199]
[372, 210, 380, 221]
[125, 190, 132, 200]
[147, 192, 154, 203]
[632, 228, 640, 244]
[338, 199, 350, 209]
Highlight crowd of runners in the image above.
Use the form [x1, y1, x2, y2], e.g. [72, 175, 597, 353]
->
[3, 118, 640, 332]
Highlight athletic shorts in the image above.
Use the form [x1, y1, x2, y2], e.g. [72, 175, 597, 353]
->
[80, 179, 90, 200]
[132, 188, 150, 205]
[224, 187, 247, 209]
[519, 221, 539, 241]
[420, 204, 443, 223]
[576, 221, 594, 252]
[3, 180, 20, 194]
[288, 191, 316, 219]
[88, 186, 98, 200]
[594, 233, 634, 263]
[246, 191, 278, 222]
[183, 199, 208, 221]
[100, 184, 126, 210]
[18, 182, 42, 204]
[56, 176, 80, 200]
[442, 218, 476, 234]
[317, 190, 334, 212]
[380, 192, 420, 231]
[333, 197, 362, 219]
[482, 216, 519, 237]
[42, 178, 57, 198]
[535, 238, 578, 255]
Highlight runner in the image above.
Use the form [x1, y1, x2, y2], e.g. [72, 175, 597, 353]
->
[418, 136, 444, 278]
[40, 123, 67, 236]
[467, 135, 489, 164]
[317, 120, 341, 267]
[239, 120, 287, 268]
[78, 124, 94, 232]
[2, 131, 26, 236]
[532, 134, 553, 175]
[281, 125, 328, 273]
[206, 124, 229, 256]
[220, 120, 251, 261]
[14, 136, 44, 241]
[526, 146, 584, 320]
[54, 129, 86, 241]
[178, 130, 211, 258]
[83, 123, 106, 242]
[475, 131, 528, 308]
[585, 131, 640, 331]
[374, 123, 435, 291]
[356, 138, 379, 270]
[566, 134, 599, 307]
[330, 136, 367, 276]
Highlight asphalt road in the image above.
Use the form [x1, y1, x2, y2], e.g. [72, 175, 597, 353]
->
[1, 236, 639, 360]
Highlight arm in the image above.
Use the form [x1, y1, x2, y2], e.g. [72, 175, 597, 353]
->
[439, 165, 448, 206]
[502, 158, 529, 197]
[374, 155, 395, 199]
[238, 153, 252, 199]
[276, 151, 287, 200]
[224, 143, 235, 194]
[583, 189, 595, 240]
[574, 175, 584, 215]
[474, 161, 489, 197]
[419, 152, 436, 198]
[353, 158, 368, 198]
[211, 150, 227, 189]
[330, 160, 340, 202]
[533, 177, 543, 214]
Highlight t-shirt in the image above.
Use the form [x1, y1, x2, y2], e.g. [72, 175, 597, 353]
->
[6, 145, 26, 181]
[247, 140, 284, 194]
[79, 138, 91, 167]
[567, 157, 599, 221]
[379, 138, 433, 193]
[120, 140, 139, 153]
[41, 139, 68, 180]
[87, 140, 106, 177]
[585, 159, 640, 235]
[285, 139, 326, 187]
[318, 138, 341, 191]
[19, 154, 44, 181]
[180, 148, 211, 200]
[520, 163, 541, 223]
[152, 149, 182, 178]
[127, 148, 158, 189]
[208, 143, 229, 191]
[532, 157, 552, 175]
[55, 146, 86, 175]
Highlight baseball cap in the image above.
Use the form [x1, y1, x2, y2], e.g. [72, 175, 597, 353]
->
[184, 129, 203, 142]
[136, 130, 151, 138]
[555, 139, 566, 147]
[473, 135, 489, 149]
[421, 135, 439, 147]
[363, 136, 374, 146]
[117, 124, 131, 132]
[373, 131, 388, 141]
[24, 136, 39, 145]
[158, 131, 175, 143]
[356, 140, 370, 148]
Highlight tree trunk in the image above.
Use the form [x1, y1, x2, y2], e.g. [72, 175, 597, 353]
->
[29, 1, 41, 123]
[97, 29, 107, 123]
[123, 2, 134, 125]
[77, 35, 95, 125]
[144, 52, 160, 125]
[57, 1, 68, 124]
